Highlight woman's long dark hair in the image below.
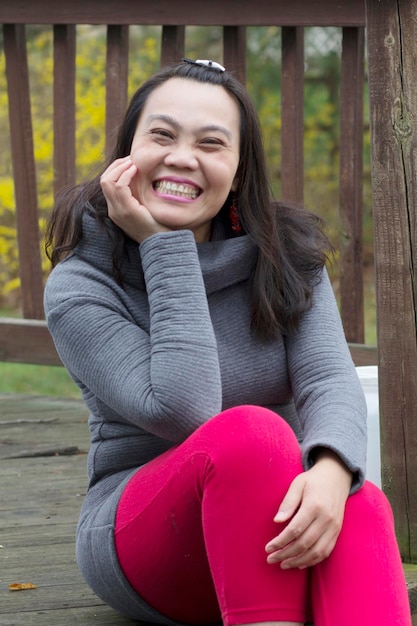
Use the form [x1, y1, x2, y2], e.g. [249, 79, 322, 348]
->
[45, 60, 331, 340]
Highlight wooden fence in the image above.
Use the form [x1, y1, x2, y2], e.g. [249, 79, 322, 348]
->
[0, 0, 416, 561]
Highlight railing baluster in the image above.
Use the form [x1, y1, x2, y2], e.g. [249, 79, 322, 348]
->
[339, 26, 365, 344]
[106, 25, 129, 158]
[223, 26, 246, 83]
[53, 24, 76, 195]
[3, 24, 44, 320]
[281, 26, 304, 204]
[161, 25, 185, 67]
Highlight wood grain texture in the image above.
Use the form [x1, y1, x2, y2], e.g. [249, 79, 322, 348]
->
[3, 25, 44, 320]
[0, 0, 366, 27]
[0, 395, 135, 624]
[281, 26, 304, 204]
[53, 25, 76, 196]
[0, 319, 61, 366]
[366, 0, 417, 561]
[105, 25, 129, 159]
[339, 27, 365, 344]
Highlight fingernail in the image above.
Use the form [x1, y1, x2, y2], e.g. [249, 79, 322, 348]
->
[274, 512, 286, 522]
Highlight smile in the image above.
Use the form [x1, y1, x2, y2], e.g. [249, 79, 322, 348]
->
[153, 180, 201, 200]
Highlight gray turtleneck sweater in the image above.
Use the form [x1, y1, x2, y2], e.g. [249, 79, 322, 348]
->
[44, 214, 367, 622]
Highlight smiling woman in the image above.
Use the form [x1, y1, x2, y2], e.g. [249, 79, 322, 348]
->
[43, 59, 411, 626]
[102, 78, 240, 243]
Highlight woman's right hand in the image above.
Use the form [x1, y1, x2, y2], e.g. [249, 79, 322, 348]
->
[100, 156, 170, 243]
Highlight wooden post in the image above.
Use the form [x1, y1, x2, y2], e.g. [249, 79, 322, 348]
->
[161, 26, 185, 67]
[223, 26, 246, 84]
[281, 27, 304, 204]
[339, 27, 365, 344]
[366, 0, 417, 562]
[3, 24, 44, 320]
[54, 25, 76, 196]
[106, 25, 129, 159]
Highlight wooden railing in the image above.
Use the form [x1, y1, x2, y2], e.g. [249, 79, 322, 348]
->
[0, 0, 371, 363]
[1, 1, 416, 561]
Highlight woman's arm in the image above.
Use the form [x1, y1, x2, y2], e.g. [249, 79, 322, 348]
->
[264, 268, 366, 569]
[285, 268, 367, 489]
[44, 229, 222, 441]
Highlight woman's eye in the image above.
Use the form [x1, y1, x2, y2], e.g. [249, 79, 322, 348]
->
[150, 129, 174, 140]
[201, 138, 224, 147]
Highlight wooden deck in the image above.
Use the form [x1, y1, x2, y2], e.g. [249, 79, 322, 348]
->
[0, 394, 135, 625]
[1, 393, 417, 625]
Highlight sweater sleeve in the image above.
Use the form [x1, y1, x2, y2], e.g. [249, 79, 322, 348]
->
[285, 268, 367, 490]
[44, 230, 222, 441]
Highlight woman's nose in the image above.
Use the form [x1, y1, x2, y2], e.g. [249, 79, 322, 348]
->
[164, 143, 199, 169]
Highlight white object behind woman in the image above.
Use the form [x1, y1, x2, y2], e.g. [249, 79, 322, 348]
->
[356, 365, 381, 487]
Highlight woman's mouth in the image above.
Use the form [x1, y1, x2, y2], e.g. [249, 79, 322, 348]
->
[153, 180, 201, 200]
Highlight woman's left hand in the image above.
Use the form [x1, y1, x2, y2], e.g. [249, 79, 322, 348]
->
[265, 449, 353, 569]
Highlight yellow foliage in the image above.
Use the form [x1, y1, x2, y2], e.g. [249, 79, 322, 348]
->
[0, 179, 16, 214]
[0, 25, 161, 311]
[3, 277, 20, 295]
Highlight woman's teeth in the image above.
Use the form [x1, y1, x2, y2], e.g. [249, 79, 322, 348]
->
[154, 180, 200, 199]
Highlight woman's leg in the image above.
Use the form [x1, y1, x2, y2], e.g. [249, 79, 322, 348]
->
[311, 481, 412, 626]
[115, 406, 308, 625]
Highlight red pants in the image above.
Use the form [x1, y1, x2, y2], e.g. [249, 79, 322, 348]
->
[115, 406, 411, 625]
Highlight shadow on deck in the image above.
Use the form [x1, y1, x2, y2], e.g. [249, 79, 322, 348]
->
[1, 394, 417, 625]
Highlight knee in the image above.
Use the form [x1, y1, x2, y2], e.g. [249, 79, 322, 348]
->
[204, 404, 298, 443]
[193, 405, 302, 472]
[346, 480, 395, 529]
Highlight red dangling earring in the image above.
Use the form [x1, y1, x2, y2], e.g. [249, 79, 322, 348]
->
[229, 199, 242, 233]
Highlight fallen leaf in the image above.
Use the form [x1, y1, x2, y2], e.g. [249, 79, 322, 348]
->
[9, 582, 38, 591]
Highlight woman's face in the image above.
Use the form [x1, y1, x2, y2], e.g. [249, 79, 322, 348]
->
[129, 77, 240, 242]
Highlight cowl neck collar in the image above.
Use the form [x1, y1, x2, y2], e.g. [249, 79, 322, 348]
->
[75, 212, 258, 294]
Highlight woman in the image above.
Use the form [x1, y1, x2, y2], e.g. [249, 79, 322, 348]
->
[44, 59, 411, 626]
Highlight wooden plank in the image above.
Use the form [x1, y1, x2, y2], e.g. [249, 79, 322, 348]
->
[2, 523, 80, 548]
[1, 482, 131, 623]
[366, 0, 417, 561]
[53, 25, 76, 197]
[0, 607, 136, 626]
[223, 26, 246, 84]
[161, 25, 185, 67]
[0, 319, 62, 366]
[0, 0, 366, 27]
[0, 393, 85, 417]
[0, 395, 88, 461]
[339, 27, 365, 343]
[0, 395, 135, 625]
[105, 25, 129, 158]
[281, 26, 304, 203]
[3, 575, 106, 612]
[349, 343, 378, 367]
[1, 461, 88, 529]
[3, 25, 44, 320]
